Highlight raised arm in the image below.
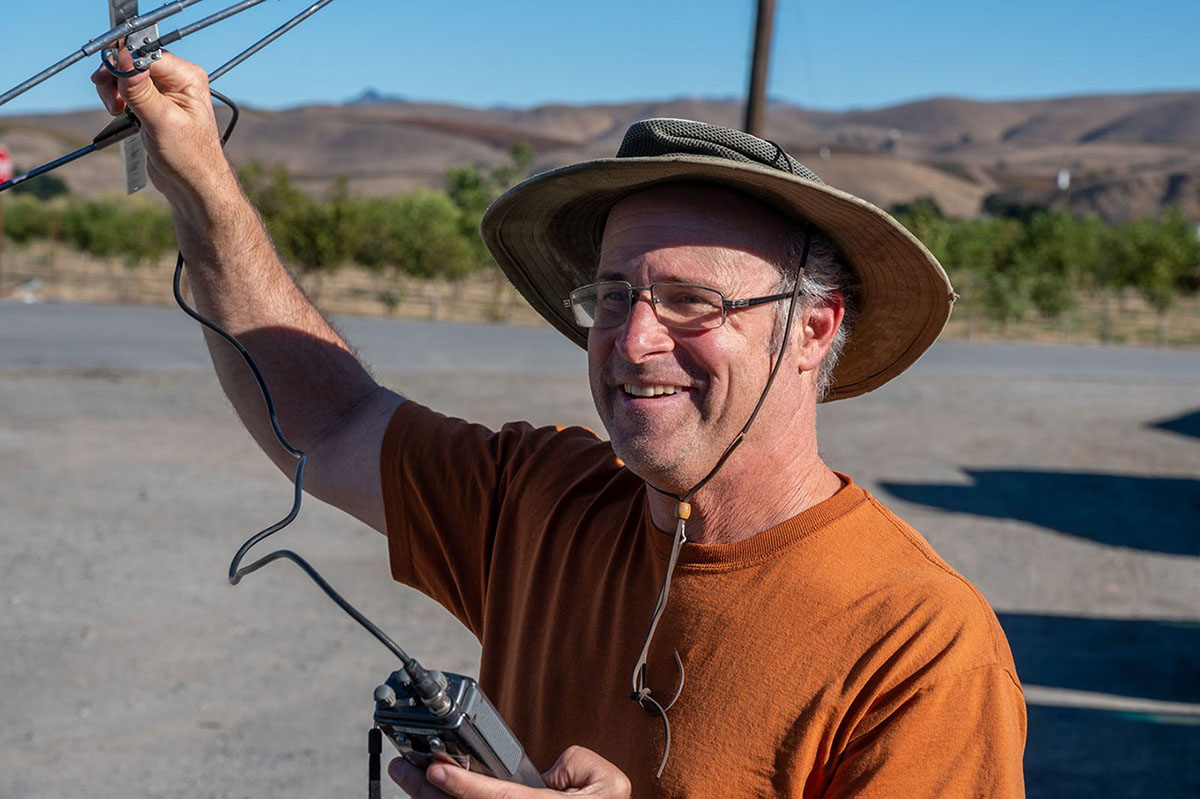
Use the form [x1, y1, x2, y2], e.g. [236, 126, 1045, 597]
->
[92, 53, 403, 533]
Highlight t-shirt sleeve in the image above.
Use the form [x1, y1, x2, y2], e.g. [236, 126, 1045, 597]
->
[378, 400, 605, 637]
[824, 664, 1027, 798]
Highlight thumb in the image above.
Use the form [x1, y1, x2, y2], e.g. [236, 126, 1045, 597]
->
[114, 52, 212, 126]
[104, 47, 163, 120]
[542, 746, 630, 795]
[116, 69, 165, 119]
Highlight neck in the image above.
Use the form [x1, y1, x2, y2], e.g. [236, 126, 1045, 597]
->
[644, 431, 842, 545]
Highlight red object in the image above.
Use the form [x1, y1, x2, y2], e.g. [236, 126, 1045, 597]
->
[0, 145, 12, 182]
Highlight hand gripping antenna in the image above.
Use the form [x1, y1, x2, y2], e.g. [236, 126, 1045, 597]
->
[0, 0, 340, 194]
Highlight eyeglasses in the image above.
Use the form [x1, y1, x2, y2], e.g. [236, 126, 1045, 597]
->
[564, 280, 794, 331]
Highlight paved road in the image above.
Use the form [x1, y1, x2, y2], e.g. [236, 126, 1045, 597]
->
[2, 301, 1197, 799]
[4, 300, 1200, 380]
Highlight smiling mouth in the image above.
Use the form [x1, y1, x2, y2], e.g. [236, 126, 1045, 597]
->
[622, 384, 686, 397]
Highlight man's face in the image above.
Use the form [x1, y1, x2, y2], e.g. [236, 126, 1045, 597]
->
[587, 184, 793, 491]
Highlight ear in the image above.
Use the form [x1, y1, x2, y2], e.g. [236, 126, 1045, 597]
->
[791, 293, 845, 373]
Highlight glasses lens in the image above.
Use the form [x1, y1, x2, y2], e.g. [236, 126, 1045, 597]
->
[570, 282, 631, 328]
[653, 284, 725, 329]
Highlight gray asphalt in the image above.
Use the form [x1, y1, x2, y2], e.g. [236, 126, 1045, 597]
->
[5, 300, 1200, 380]
[2, 300, 1197, 799]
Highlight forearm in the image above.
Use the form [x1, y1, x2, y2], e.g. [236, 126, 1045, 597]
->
[169, 171, 380, 476]
[94, 53, 402, 528]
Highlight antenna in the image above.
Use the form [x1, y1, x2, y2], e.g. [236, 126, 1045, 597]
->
[0, 0, 339, 195]
[108, 1, 153, 193]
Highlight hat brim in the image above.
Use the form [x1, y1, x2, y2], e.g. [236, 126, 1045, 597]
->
[481, 155, 955, 401]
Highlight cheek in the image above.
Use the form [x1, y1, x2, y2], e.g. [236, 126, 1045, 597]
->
[586, 330, 613, 392]
[692, 337, 767, 411]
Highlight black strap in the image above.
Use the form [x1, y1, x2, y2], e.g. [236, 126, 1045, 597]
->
[368, 727, 382, 799]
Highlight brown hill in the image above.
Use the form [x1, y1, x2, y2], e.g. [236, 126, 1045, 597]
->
[2, 91, 1198, 222]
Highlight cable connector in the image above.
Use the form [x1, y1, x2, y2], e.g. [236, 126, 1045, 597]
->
[406, 661, 453, 717]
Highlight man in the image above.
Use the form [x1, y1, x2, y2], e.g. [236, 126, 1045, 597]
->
[94, 55, 1026, 798]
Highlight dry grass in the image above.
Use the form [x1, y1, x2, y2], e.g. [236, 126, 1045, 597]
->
[0, 242, 547, 327]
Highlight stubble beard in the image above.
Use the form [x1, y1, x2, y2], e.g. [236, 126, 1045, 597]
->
[600, 387, 727, 495]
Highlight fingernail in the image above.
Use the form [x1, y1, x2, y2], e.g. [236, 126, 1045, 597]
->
[427, 765, 447, 785]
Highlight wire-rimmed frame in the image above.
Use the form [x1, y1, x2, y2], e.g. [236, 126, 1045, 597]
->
[564, 280, 794, 331]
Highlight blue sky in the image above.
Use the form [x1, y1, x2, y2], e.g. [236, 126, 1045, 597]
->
[1, 0, 1197, 115]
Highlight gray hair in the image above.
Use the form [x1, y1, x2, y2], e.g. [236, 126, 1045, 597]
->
[770, 225, 861, 400]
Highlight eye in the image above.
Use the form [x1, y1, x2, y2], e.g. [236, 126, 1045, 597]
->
[599, 287, 630, 305]
[658, 285, 720, 308]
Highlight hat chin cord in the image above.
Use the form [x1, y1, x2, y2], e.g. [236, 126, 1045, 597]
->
[629, 226, 814, 779]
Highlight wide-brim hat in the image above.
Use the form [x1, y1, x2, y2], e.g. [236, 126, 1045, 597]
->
[481, 118, 955, 401]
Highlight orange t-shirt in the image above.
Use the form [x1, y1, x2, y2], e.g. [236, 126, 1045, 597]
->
[381, 402, 1026, 797]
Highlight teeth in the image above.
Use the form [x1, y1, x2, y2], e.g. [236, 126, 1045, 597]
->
[623, 384, 683, 397]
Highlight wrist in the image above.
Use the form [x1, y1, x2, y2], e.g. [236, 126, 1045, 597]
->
[160, 153, 240, 217]
[167, 165, 263, 265]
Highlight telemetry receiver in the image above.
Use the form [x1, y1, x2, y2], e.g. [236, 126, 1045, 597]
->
[373, 668, 546, 787]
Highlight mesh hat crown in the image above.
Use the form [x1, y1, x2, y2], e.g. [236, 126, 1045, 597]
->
[481, 118, 955, 401]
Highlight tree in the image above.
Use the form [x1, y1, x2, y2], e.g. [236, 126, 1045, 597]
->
[239, 163, 354, 277]
[52, 197, 175, 267]
[59, 198, 129, 258]
[944, 218, 1026, 331]
[445, 143, 533, 271]
[119, 202, 177, 268]
[352, 190, 473, 280]
[1115, 208, 1200, 341]
[1014, 211, 1082, 319]
[2, 196, 59, 243]
[11, 171, 70, 201]
[891, 197, 951, 266]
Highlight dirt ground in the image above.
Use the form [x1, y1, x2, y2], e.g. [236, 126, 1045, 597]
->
[1, 303, 1197, 798]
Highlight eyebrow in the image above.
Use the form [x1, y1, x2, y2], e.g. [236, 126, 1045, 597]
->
[593, 271, 719, 286]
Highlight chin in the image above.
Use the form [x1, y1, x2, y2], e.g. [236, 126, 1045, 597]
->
[610, 435, 699, 492]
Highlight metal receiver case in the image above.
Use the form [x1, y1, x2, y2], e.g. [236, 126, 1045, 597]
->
[374, 669, 545, 788]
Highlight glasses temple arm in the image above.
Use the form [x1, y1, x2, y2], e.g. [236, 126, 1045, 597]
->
[725, 290, 796, 310]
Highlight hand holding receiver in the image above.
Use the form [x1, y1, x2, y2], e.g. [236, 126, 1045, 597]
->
[374, 669, 546, 788]
[91, 51, 235, 205]
[389, 745, 632, 799]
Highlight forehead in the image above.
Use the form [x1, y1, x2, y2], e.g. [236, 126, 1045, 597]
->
[596, 183, 788, 285]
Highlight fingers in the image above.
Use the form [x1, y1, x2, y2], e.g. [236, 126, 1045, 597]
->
[90, 48, 150, 115]
[421, 763, 536, 799]
[90, 51, 210, 121]
[387, 747, 630, 798]
[388, 758, 453, 799]
[91, 64, 125, 116]
[86, 50, 229, 200]
[543, 746, 631, 797]
[390, 757, 548, 799]
[118, 52, 208, 124]
[135, 52, 212, 101]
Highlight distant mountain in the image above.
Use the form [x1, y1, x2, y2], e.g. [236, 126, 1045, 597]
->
[2, 91, 1197, 222]
[348, 88, 407, 105]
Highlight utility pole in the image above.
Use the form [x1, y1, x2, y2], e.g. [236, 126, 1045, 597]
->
[743, 0, 775, 137]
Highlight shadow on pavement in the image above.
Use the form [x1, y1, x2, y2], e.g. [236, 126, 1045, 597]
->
[999, 613, 1200, 704]
[999, 613, 1200, 798]
[880, 469, 1200, 555]
[1025, 704, 1200, 799]
[1151, 408, 1200, 440]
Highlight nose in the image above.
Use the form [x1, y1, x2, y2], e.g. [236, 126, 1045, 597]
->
[615, 289, 674, 362]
